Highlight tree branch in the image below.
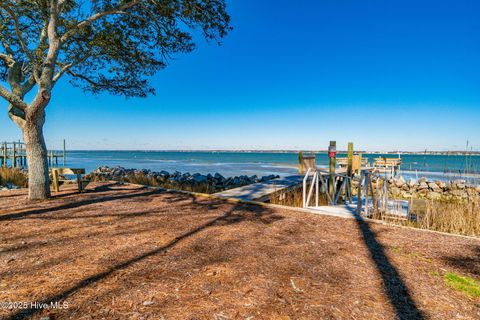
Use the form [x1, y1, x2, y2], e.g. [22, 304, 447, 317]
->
[66, 70, 99, 86]
[53, 55, 90, 83]
[60, 0, 143, 43]
[0, 4, 36, 69]
[0, 52, 14, 65]
[0, 83, 28, 110]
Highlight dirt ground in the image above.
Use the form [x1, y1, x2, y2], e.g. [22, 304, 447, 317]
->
[0, 182, 479, 320]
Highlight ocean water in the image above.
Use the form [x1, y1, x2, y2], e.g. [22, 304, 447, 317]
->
[61, 151, 480, 183]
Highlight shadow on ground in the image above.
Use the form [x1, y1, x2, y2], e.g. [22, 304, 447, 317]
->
[346, 207, 425, 320]
[5, 190, 282, 320]
[442, 245, 480, 277]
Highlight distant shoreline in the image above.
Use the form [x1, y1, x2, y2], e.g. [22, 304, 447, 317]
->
[65, 150, 480, 156]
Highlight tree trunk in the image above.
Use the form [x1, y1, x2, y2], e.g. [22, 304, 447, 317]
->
[23, 109, 51, 200]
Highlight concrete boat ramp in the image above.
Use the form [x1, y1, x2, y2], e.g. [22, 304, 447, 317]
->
[213, 175, 303, 201]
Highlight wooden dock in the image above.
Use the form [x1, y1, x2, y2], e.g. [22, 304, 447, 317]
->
[213, 175, 304, 201]
[213, 168, 354, 202]
[1, 141, 66, 168]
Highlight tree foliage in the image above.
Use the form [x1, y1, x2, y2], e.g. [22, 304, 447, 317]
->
[0, 0, 231, 128]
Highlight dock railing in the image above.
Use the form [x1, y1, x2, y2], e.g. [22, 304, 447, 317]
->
[302, 168, 353, 208]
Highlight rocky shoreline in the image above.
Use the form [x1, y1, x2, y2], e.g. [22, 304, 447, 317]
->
[85, 166, 280, 194]
[356, 176, 480, 200]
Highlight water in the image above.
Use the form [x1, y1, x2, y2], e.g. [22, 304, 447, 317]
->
[60, 151, 480, 183]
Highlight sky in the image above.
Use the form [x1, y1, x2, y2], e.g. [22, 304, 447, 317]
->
[1, 0, 479, 151]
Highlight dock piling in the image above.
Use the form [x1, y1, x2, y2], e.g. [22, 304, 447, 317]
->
[328, 141, 337, 199]
[0, 140, 67, 169]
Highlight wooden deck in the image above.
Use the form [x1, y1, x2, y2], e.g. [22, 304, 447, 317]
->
[213, 175, 304, 201]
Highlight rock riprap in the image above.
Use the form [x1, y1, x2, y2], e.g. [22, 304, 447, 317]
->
[353, 176, 480, 200]
[85, 166, 280, 194]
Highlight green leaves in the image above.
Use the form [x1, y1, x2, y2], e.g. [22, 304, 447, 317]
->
[0, 0, 231, 98]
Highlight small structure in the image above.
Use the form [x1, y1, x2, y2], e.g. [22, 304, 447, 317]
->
[298, 152, 316, 174]
[337, 155, 368, 174]
[51, 167, 89, 192]
[373, 157, 402, 177]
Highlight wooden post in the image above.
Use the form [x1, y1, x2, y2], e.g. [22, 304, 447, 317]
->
[347, 142, 353, 178]
[12, 142, 16, 168]
[19, 143, 23, 167]
[356, 171, 364, 215]
[347, 142, 353, 200]
[364, 172, 370, 217]
[63, 139, 66, 166]
[2, 143, 6, 167]
[52, 168, 60, 192]
[328, 141, 336, 200]
[298, 151, 303, 174]
[77, 174, 82, 192]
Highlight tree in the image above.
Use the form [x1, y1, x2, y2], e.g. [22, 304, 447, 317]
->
[0, 0, 231, 200]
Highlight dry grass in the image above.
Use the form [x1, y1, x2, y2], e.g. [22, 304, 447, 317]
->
[0, 167, 28, 187]
[270, 183, 480, 237]
[375, 197, 480, 237]
[414, 197, 480, 237]
[269, 185, 330, 207]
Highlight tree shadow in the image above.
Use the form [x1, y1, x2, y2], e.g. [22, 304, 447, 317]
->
[6, 199, 282, 320]
[441, 245, 480, 277]
[346, 207, 425, 319]
[0, 188, 164, 221]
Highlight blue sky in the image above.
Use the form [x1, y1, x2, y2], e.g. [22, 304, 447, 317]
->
[1, 0, 479, 151]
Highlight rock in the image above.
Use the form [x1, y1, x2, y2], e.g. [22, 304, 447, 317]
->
[418, 182, 429, 190]
[394, 176, 406, 188]
[260, 174, 279, 182]
[418, 177, 427, 184]
[192, 173, 207, 183]
[143, 300, 154, 306]
[456, 183, 466, 190]
[436, 181, 447, 189]
[476, 185, 480, 193]
[214, 173, 225, 182]
[408, 178, 417, 187]
[390, 187, 401, 196]
[428, 182, 441, 191]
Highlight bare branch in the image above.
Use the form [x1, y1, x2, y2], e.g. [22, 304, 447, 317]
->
[60, 0, 143, 43]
